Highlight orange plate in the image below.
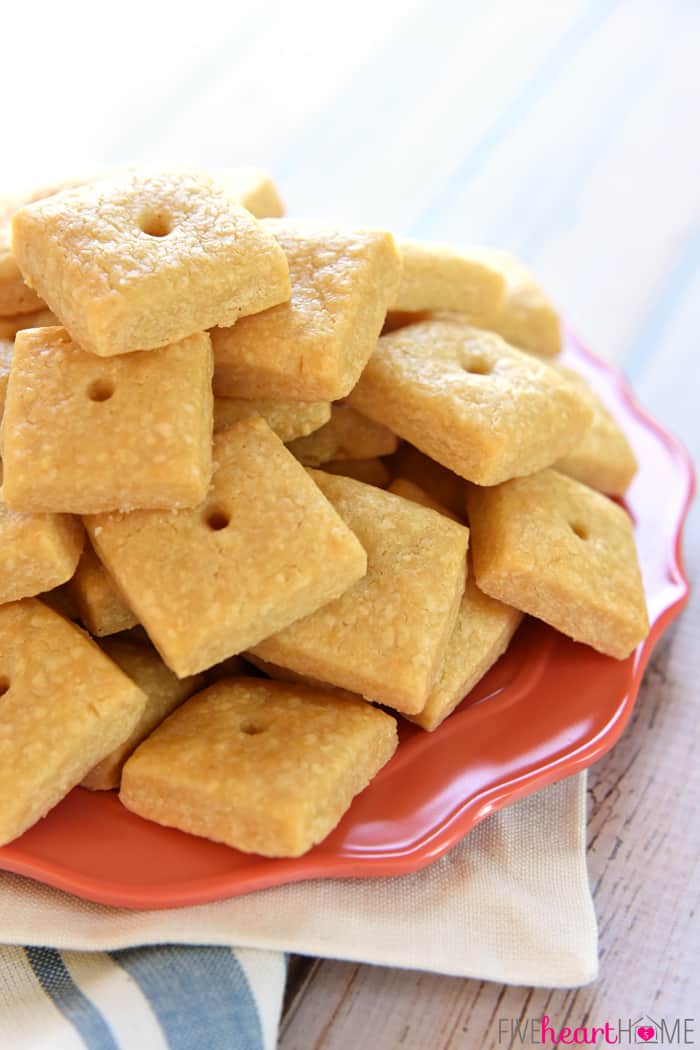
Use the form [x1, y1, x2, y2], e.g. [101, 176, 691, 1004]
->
[0, 332, 693, 909]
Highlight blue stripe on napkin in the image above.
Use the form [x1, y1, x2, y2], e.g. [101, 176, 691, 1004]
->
[110, 945, 264, 1050]
[25, 946, 119, 1050]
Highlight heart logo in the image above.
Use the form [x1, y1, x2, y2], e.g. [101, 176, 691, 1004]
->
[637, 1027, 655, 1042]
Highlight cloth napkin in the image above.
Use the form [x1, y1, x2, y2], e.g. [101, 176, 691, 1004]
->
[0, 772, 596, 1050]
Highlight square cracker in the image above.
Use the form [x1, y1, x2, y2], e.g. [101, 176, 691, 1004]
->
[2, 327, 213, 513]
[251, 471, 469, 714]
[0, 598, 146, 845]
[411, 575, 522, 731]
[473, 248, 562, 356]
[287, 404, 398, 466]
[0, 229, 44, 315]
[392, 239, 506, 324]
[216, 168, 285, 219]
[11, 169, 291, 356]
[552, 366, 637, 495]
[120, 677, 397, 857]
[82, 638, 204, 791]
[67, 540, 138, 637]
[0, 338, 12, 418]
[86, 419, 367, 678]
[0, 165, 281, 318]
[1, 176, 96, 316]
[0, 496, 84, 604]
[322, 458, 391, 488]
[212, 220, 401, 401]
[0, 315, 56, 423]
[388, 480, 522, 731]
[213, 397, 330, 443]
[243, 652, 360, 701]
[348, 319, 592, 486]
[467, 469, 649, 659]
[1, 174, 107, 316]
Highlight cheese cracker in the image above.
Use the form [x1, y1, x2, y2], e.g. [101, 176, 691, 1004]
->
[217, 168, 284, 219]
[2, 327, 213, 513]
[392, 239, 506, 324]
[477, 249, 562, 356]
[251, 472, 469, 714]
[385, 444, 467, 518]
[0, 598, 145, 844]
[389, 481, 521, 731]
[82, 638, 203, 790]
[86, 419, 367, 677]
[11, 169, 291, 356]
[322, 458, 392, 488]
[288, 404, 398, 465]
[467, 469, 649, 659]
[120, 677, 397, 857]
[212, 220, 401, 401]
[553, 367, 637, 495]
[349, 319, 591, 485]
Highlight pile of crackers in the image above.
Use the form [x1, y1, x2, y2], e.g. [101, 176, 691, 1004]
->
[0, 168, 649, 859]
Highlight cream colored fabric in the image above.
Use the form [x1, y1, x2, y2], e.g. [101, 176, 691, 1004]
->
[0, 772, 596, 988]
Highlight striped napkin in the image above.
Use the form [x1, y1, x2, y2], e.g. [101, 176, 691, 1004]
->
[0, 944, 283, 1050]
[0, 772, 596, 1049]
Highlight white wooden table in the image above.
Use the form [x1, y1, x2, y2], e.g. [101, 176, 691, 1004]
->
[4, 2, 698, 1043]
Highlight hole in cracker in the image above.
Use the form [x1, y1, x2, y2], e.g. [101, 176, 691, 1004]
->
[570, 522, 589, 541]
[87, 379, 115, 402]
[462, 358, 491, 375]
[205, 507, 231, 531]
[0, 677, 9, 698]
[138, 209, 172, 238]
[240, 721, 266, 736]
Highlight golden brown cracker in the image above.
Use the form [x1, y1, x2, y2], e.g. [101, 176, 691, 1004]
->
[3, 327, 213, 513]
[67, 541, 138, 637]
[388, 480, 521, 731]
[348, 319, 591, 485]
[392, 239, 506, 323]
[82, 638, 203, 790]
[476, 249, 561, 356]
[467, 469, 649, 659]
[0, 497, 84, 603]
[553, 367, 637, 495]
[11, 169, 291, 356]
[385, 444, 467, 518]
[251, 472, 469, 714]
[0, 307, 57, 341]
[388, 478, 462, 522]
[86, 419, 368, 677]
[120, 677, 397, 857]
[288, 404, 398, 465]
[213, 397, 330, 443]
[322, 458, 392, 488]
[0, 598, 146, 844]
[217, 168, 285, 218]
[212, 220, 401, 401]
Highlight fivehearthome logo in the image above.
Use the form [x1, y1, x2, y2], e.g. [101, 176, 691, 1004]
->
[496, 1015, 696, 1045]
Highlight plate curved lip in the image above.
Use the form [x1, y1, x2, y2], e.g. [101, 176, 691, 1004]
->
[0, 332, 694, 910]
